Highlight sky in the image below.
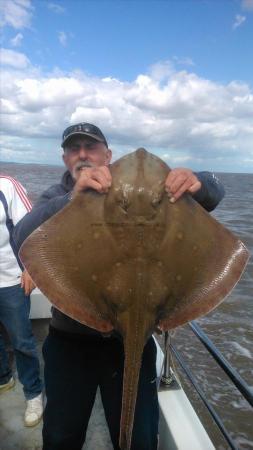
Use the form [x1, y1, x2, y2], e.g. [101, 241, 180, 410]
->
[0, 0, 253, 172]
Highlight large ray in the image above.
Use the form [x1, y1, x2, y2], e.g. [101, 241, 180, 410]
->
[19, 149, 249, 450]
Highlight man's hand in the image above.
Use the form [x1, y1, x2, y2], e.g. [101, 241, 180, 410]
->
[72, 166, 112, 197]
[21, 270, 36, 296]
[165, 168, 201, 203]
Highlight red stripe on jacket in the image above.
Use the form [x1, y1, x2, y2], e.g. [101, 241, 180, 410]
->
[0, 175, 32, 211]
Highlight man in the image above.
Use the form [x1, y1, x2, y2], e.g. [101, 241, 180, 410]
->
[13, 122, 225, 450]
[0, 175, 43, 426]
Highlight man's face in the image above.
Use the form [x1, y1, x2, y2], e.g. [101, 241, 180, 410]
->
[62, 136, 112, 180]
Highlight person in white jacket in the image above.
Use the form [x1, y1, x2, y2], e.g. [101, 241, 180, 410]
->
[0, 175, 43, 427]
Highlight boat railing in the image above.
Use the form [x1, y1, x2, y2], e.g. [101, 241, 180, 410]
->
[161, 321, 253, 450]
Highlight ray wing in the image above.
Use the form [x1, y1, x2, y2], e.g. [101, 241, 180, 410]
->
[157, 194, 249, 331]
[19, 191, 122, 332]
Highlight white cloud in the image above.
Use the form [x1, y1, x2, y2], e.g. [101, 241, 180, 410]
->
[47, 2, 65, 14]
[0, 0, 33, 29]
[0, 58, 253, 171]
[10, 32, 23, 46]
[232, 14, 246, 29]
[242, 0, 253, 11]
[58, 31, 67, 46]
[0, 98, 19, 114]
[148, 60, 174, 82]
[0, 48, 30, 68]
[172, 56, 194, 67]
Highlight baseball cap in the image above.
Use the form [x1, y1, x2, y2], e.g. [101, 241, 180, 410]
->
[61, 122, 108, 148]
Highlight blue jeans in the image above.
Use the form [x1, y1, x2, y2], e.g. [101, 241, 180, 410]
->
[42, 327, 159, 450]
[0, 283, 42, 399]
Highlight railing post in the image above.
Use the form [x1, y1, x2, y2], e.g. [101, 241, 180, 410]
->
[161, 331, 177, 387]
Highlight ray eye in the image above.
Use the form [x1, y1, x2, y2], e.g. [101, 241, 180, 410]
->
[115, 193, 127, 209]
[151, 196, 162, 208]
[121, 197, 129, 212]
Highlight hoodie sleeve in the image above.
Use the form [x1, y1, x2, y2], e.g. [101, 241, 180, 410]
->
[192, 172, 225, 212]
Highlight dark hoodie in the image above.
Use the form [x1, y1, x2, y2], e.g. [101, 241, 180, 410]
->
[13, 169, 225, 336]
